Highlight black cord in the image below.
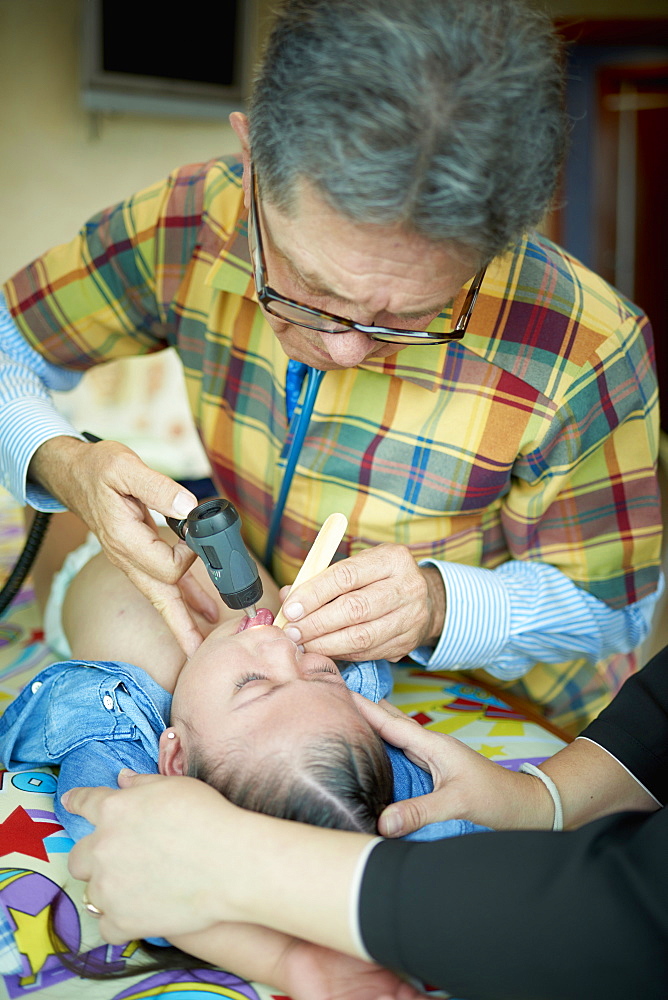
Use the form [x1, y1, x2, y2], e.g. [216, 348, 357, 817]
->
[0, 510, 52, 616]
[0, 431, 101, 617]
[0, 432, 216, 617]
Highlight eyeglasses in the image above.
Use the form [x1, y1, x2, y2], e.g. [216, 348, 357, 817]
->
[248, 164, 486, 346]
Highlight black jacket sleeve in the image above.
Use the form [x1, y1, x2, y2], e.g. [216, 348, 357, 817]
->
[580, 644, 668, 803]
[359, 646, 668, 999]
[360, 809, 668, 1000]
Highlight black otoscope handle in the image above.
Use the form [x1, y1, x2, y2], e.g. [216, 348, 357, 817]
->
[167, 498, 263, 612]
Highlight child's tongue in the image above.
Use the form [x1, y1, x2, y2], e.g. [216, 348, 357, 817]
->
[235, 608, 275, 632]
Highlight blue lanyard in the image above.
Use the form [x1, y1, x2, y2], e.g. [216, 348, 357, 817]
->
[263, 366, 325, 567]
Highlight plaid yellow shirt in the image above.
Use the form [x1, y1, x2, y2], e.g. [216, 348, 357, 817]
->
[3, 156, 662, 729]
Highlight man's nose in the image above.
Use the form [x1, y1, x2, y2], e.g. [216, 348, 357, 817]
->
[320, 329, 377, 367]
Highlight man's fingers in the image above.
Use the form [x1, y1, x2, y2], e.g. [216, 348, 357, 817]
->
[277, 543, 435, 663]
[125, 566, 205, 657]
[99, 513, 206, 655]
[103, 525, 197, 585]
[284, 546, 391, 618]
[298, 604, 419, 661]
[103, 447, 197, 522]
[100, 521, 206, 656]
[179, 569, 221, 624]
[95, 526, 206, 656]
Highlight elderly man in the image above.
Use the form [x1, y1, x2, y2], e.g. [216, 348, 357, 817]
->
[0, 0, 661, 733]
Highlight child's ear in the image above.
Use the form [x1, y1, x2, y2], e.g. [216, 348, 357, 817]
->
[158, 728, 187, 776]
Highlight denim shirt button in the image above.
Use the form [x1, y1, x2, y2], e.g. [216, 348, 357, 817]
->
[102, 694, 115, 710]
[31, 681, 42, 693]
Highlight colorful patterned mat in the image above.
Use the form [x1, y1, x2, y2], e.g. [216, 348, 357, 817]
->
[0, 488, 565, 999]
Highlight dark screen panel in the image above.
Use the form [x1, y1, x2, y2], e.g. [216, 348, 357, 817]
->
[101, 0, 237, 87]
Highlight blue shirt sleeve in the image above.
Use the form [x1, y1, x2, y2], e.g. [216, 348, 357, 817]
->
[54, 741, 159, 841]
[412, 558, 663, 680]
[0, 290, 84, 508]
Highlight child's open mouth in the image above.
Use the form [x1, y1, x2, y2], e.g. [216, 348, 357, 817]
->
[235, 608, 275, 632]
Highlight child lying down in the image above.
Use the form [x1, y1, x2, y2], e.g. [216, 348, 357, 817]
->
[0, 518, 488, 995]
[0, 523, 485, 845]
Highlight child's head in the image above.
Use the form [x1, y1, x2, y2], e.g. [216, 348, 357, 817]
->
[159, 621, 393, 832]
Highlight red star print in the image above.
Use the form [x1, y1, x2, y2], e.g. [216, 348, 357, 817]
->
[411, 712, 433, 726]
[0, 806, 62, 862]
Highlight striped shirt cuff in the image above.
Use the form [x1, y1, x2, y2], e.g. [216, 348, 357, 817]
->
[413, 559, 510, 672]
[0, 396, 84, 509]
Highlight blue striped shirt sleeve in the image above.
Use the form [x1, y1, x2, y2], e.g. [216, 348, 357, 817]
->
[0, 291, 84, 509]
[412, 558, 663, 680]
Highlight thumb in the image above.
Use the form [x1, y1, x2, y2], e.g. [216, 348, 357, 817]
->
[111, 450, 197, 520]
[378, 790, 452, 838]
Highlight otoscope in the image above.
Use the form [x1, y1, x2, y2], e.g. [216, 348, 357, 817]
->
[166, 498, 262, 618]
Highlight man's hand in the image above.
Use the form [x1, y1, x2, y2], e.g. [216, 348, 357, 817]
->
[353, 696, 554, 835]
[279, 544, 445, 662]
[29, 435, 214, 655]
[65, 773, 244, 943]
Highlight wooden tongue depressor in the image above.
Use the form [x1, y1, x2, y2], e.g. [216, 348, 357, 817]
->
[274, 512, 348, 629]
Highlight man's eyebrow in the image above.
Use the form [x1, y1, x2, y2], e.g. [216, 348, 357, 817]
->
[273, 242, 342, 299]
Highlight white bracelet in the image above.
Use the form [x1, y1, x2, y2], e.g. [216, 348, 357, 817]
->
[519, 763, 564, 831]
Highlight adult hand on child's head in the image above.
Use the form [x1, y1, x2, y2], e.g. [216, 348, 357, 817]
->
[278, 543, 445, 662]
[64, 772, 246, 943]
[29, 435, 216, 656]
[353, 696, 554, 835]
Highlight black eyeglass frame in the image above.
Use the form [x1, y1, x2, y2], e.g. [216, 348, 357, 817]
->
[248, 164, 486, 346]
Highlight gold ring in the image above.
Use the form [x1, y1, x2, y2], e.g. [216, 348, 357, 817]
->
[81, 888, 104, 917]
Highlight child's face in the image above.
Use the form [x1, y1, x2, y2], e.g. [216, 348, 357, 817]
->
[161, 619, 371, 773]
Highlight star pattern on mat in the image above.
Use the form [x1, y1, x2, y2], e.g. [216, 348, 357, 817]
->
[477, 744, 507, 759]
[0, 806, 62, 861]
[9, 902, 68, 983]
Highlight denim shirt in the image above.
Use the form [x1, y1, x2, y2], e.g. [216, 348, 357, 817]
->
[0, 658, 487, 844]
[0, 659, 169, 841]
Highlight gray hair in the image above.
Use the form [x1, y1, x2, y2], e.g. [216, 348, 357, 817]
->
[249, 0, 567, 263]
